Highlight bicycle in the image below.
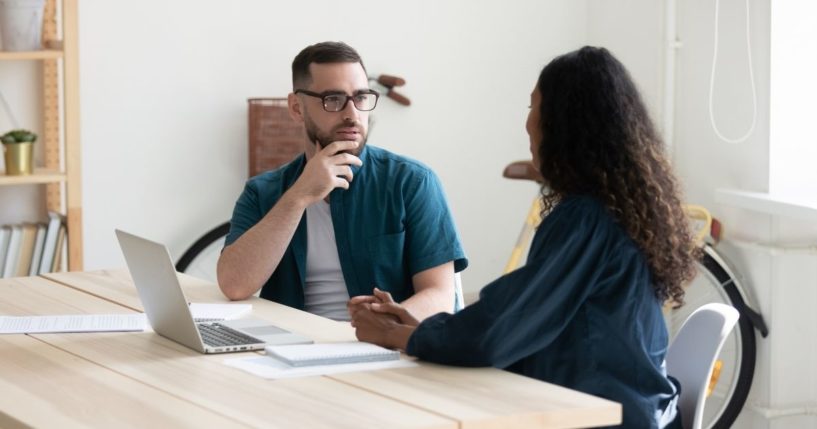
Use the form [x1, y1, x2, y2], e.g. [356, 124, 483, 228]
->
[175, 221, 230, 283]
[665, 205, 769, 428]
[501, 160, 769, 429]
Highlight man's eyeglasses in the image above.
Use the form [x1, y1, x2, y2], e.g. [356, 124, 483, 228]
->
[294, 89, 379, 112]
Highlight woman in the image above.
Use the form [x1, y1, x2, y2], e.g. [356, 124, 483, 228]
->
[351, 46, 698, 428]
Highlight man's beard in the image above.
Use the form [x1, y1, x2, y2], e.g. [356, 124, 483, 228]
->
[304, 117, 367, 155]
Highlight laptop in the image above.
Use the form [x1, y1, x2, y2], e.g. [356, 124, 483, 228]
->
[115, 229, 312, 354]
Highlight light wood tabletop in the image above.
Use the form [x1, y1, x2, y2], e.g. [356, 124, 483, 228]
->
[331, 366, 621, 429]
[43, 269, 357, 343]
[0, 334, 246, 429]
[0, 276, 242, 428]
[1, 275, 453, 429]
[2, 270, 622, 428]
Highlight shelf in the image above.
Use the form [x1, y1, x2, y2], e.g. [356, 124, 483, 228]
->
[0, 50, 63, 60]
[0, 170, 66, 185]
[715, 188, 817, 223]
[1, 0, 82, 271]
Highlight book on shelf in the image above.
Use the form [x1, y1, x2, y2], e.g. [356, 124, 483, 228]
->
[15, 223, 38, 277]
[51, 223, 66, 272]
[2, 225, 22, 278]
[0, 214, 65, 278]
[38, 211, 66, 274]
[28, 223, 47, 276]
[0, 226, 10, 276]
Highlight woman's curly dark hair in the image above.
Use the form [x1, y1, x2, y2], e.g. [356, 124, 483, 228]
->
[535, 46, 698, 305]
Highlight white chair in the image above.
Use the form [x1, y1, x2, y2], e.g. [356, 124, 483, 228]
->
[453, 272, 465, 312]
[666, 303, 740, 429]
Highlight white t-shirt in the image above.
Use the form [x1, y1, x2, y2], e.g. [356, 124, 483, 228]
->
[303, 201, 350, 321]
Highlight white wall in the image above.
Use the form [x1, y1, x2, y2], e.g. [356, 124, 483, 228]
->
[586, 0, 664, 127]
[76, 0, 587, 290]
[769, 1, 817, 198]
[588, 1, 817, 428]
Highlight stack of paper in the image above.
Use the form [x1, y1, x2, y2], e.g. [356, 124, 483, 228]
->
[0, 314, 147, 334]
[265, 342, 400, 367]
[225, 351, 416, 380]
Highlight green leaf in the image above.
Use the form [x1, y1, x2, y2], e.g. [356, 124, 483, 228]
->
[1, 129, 37, 143]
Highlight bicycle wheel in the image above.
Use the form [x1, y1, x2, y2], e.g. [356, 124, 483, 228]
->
[664, 244, 757, 429]
[175, 222, 230, 283]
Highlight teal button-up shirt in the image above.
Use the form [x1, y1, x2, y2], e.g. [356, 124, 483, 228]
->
[225, 145, 468, 310]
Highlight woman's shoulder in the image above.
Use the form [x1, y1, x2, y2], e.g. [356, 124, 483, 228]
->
[531, 195, 648, 282]
[542, 194, 632, 246]
[556, 194, 605, 211]
[549, 195, 611, 225]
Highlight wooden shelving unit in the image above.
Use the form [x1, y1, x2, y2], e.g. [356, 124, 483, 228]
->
[0, 0, 82, 271]
[0, 50, 63, 60]
[0, 170, 66, 185]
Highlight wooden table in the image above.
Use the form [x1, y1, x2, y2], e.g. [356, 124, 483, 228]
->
[0, 270, 621, 428]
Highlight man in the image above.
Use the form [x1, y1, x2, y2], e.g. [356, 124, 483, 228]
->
[217, 41, 467, 321]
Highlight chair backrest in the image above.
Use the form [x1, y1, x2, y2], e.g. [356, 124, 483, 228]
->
[666, 303, 740, 429]
[454, 272, 465, 312]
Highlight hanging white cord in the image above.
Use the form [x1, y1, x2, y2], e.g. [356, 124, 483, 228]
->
[0, 89, 21, 129]
[709, 0, 757, 144]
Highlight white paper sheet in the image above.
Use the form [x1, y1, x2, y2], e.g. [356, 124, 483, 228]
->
[189, 303, 252, 322]
[0, 314, 147, 334]
[224, 354, 417, 379]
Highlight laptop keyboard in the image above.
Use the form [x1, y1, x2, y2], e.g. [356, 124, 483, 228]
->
[198, 323, 262, 347]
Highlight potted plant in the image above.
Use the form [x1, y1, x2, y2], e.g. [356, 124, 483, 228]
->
[2, 129, 36, 175]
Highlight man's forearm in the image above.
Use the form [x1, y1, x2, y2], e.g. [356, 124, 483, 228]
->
[398, 262, 456, 320]
[217, 192, 308, 300]
[400, 286, 454, 321]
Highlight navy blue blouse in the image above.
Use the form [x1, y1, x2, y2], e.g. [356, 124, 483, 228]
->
[407, 195, 680, 428]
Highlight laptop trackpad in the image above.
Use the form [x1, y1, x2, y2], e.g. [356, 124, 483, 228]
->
[221, 318, 313, 345]
[240, 325, 288, 335]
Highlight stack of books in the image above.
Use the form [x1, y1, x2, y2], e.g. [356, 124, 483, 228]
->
[0, 212, 66, 279]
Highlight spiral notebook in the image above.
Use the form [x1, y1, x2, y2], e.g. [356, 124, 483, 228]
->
[265, 342, 400, 367]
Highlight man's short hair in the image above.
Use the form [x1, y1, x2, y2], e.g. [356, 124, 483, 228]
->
[291, 41, 367, 90]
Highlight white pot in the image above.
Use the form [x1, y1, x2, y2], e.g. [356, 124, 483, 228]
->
[0, 0, 46, 51]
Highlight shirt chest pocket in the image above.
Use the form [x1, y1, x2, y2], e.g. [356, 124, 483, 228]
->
[366, 231, 408, 292]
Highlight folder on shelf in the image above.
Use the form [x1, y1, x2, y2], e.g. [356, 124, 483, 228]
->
[51, 223, 66, 272]
[15, 223, 38, 277]
[28, 223, 47, 276]
[0, 225, 10, 276]
[2, 225, 22, 278]
[38, 211, 65, 274]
